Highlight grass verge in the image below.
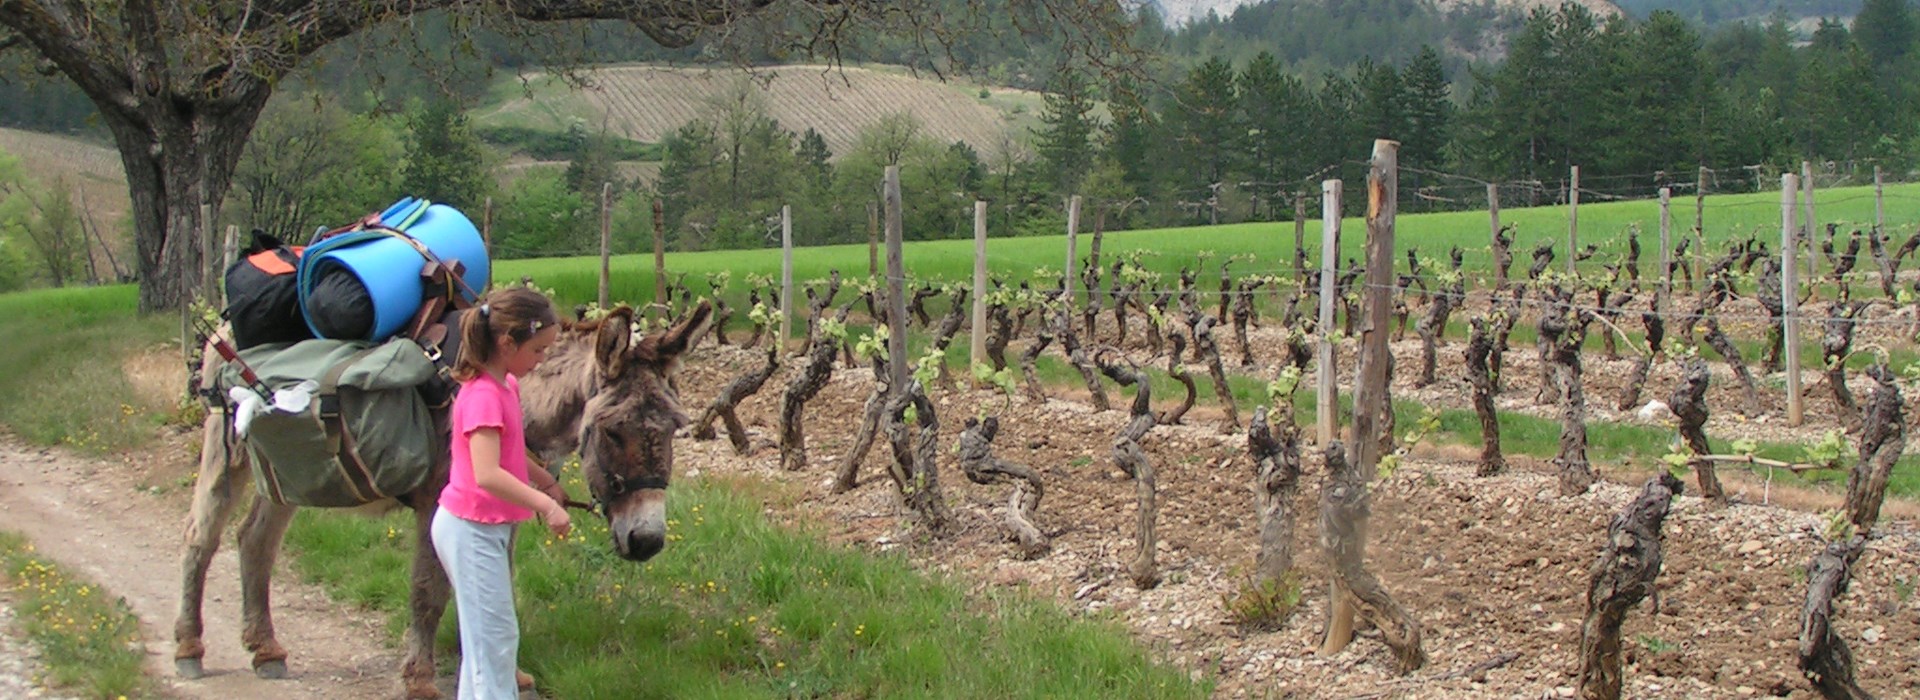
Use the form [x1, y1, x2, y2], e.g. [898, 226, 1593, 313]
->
[0, 531, 147, 699]
[284, 472, 1208, 699]
[0, 285, 179, 452]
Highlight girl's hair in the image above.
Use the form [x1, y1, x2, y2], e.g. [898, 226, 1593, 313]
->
[452, 287, 560, 381]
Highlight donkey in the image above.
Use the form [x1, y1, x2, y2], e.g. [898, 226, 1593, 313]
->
[174, 302, 711, 699]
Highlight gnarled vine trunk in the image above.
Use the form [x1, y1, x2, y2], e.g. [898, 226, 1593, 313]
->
[691, 347, 779, 455]
[1248, 405, 1301, 584]
[957, 417, 1049, 559]
[1576, 473, 1683, 700]
[1466, 317, 1504, 476]
[1669, 358, 1725, 500]
[1097, 356, 1159, 589]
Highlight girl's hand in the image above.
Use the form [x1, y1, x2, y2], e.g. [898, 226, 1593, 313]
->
[540, 499, 572, 538]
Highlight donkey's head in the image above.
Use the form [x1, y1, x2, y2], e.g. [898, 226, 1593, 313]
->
[578, 301, 711, 562]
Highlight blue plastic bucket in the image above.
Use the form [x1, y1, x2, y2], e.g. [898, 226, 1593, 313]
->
[297, 199, 490, 341]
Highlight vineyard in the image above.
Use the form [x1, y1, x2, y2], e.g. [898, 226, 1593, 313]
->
[0, 128, 129, 223]
[572, 153, 1920, 699]
[473, 64, 1042, 159]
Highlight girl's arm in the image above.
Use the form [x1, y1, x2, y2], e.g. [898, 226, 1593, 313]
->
[468, 428, 568, 527]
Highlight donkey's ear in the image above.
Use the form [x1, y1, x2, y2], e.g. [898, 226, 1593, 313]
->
[657, 300, 713, 359]
[595, 306, 636, 377]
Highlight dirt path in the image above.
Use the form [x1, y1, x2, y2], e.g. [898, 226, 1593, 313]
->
[0, 436, 399, 700]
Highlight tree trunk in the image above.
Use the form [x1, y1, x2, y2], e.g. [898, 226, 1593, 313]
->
[778, 323, 841, 471]
[957, 417, 1049, 559]
[1617, 298, 1665, 411]
[1670, 358, 1725, 500]
[884, 382, 949, 533]
[1019, 317, 1055, 402]
[1248, 405, 1301, 584]
[1798, 538, 1872, 700]
[1162, 332, 1198, 426]
[1543, 307, 1595, 496]
[1097, 356, 1158, 589]
[98, 88, 271, 313]
[1466, 317, 1504, 476]
[833, 357, 892, 494]
[1318, 444, 1426, 673]
[1843, 366, 1904, 532]
[1821, 302, 1864, 432]
[986, 299, 1013, 372]
[1058, 308, 1109, 412]
[1576, 473, 1683, 700]
[691, 347, 779, 455]
[1194, 315, 1239, 430]
[1703, 316, 1763, 418]
[1415, 269, 1462, 388]
[930, 287, 969, 384]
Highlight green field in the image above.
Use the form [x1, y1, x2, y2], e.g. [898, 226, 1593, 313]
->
[503, 181, 1920, 308]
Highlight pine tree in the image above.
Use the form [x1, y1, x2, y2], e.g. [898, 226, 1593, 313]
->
[1237, 51, 1311, 217]
[1035, 69, 1100, 195]
[1167, 57, 1242, 222]
[797, 128, 834, 190]
[1352, 58, 1405, 145]
[400, 99, 489, 210]
[1855, 0, 1916, 71]
[1103, 77, 1159, 194]
[1614, 11, 1710, 175]
[1398, 46, 1452, 171]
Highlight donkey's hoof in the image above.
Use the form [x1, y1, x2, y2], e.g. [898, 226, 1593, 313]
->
[175, 658, 205, 679]
[253, 659, 289, 679]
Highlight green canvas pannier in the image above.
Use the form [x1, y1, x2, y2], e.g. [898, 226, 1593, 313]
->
[218, 337, 441, 507]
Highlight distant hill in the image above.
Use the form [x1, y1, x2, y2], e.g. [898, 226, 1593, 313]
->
[474, 64, 1043, 161]
[1151, 0, 1624, 25]
[0, 128, 129, 225]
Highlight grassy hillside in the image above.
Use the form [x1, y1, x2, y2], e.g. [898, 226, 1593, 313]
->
[0, 127, 129, 224]
[474, 64, 1047, 160]
[503, 180, 1920, 307]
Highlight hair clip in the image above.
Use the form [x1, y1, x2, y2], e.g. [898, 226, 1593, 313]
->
[479, 303, 492, 318]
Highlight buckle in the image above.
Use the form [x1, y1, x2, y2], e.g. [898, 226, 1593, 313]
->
[422, 343, 442, 363]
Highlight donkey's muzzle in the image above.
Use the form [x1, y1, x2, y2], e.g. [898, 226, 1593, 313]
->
[617, 531, 664, 561]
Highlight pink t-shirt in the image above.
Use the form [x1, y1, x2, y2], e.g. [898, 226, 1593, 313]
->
[440, 372, 534, 524]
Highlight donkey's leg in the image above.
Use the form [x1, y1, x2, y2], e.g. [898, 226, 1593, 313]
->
[175, 412, 250, 679]
[402, 503, 452, 700]
[235, 497, 298, 678]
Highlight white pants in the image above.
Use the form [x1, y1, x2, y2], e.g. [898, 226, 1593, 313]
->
[431, 509, 520, 700]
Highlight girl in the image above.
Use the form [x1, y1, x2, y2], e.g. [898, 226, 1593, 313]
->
[432, 287, 570, 700]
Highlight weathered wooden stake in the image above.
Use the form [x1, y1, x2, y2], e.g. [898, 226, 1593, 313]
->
[481, 196, 493, 288]
[1874, 166, 1884, 235]
[1568, 165, 1580, 275]
[1319, 140, 1424, 674]
[867, 201, 879, 277]
[598, 182, 612, 309]
[219, 225, 238, 302]
[781, 204, 794, 344]
[1294, 194, 1308, 278]
[1317, 179, 1341, 447]
[971, 201, 989, 388]
[1782, 174, 1803, 427]
[1488, 183, 1504, 289]
[1064, 195, 1081, 306]
[1803, 160, 1818, 287]
[1658, 188, 1672, 319]
[653, 199, 668, 307]
[885, 167, 909, 395]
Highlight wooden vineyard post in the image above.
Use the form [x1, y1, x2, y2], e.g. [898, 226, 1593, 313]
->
[1658, 188, 1672, 321]
[1294, 194, 1308, 278]
[1568, 164, 1580, 275]
[598, 182, 612, 309]
[1803, 160, 1818, 289]
[781, 205, 794, 344]
[971, 201, 989, 388]
[1317, 179, 1342, 447]
[1318, 139, 1425, 674]
[867, 201, 879, 277]
[219, 225, 237, 303]
[653, 199, 667, 307]
[481, 196, 493, 289]
[1489, 183, 1504, 289]
[1874, 166, 1884, 235]
[1782, 174, 1803, 427]
[1064, 195, 1081, 305]
[885, 167, 909, 395]
[1695, 166, 1709, 289]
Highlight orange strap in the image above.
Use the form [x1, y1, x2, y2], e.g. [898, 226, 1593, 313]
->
[246, 247, 303, 276]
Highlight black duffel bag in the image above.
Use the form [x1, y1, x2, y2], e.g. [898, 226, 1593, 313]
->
[224, 231, 314, 350]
